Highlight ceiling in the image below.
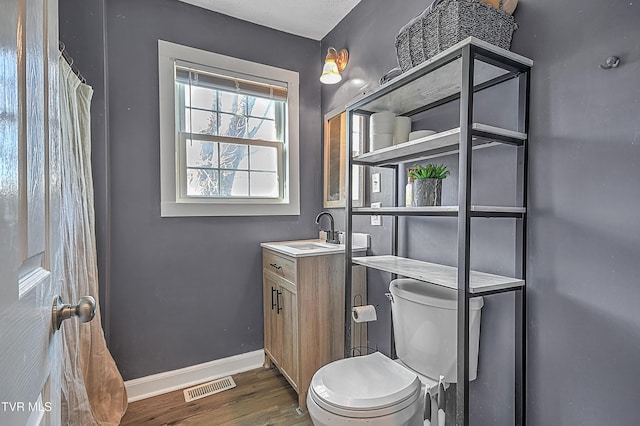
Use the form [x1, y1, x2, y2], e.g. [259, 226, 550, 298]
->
[178, 0, 361, 40]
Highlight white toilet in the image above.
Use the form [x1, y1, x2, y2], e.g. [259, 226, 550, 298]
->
[307, 279, 484, 425]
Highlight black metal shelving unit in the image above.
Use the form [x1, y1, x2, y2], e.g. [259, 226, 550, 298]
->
[342, 37, 532, 426]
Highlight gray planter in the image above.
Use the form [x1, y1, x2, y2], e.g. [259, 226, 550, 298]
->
[412, 178, 442, 206]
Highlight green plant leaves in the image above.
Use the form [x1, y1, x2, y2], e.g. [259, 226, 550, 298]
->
[407, 163, 450, 180]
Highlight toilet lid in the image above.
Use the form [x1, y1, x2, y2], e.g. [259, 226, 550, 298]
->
[310, 352, 421, 414]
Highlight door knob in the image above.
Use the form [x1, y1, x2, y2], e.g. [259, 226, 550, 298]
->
[52, 295, 96, 330]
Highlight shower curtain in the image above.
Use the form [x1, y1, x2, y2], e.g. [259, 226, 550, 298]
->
[59, 57, 128, 425]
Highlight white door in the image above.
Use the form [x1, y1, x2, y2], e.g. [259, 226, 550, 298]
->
[0, 0, 63, 425]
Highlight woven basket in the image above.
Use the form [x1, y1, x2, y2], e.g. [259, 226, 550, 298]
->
[395, 0, 516, 72]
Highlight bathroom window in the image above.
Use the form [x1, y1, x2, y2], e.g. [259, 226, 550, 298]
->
[159, 41, 300, 216]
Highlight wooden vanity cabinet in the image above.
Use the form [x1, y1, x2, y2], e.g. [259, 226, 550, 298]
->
[262, 248, 366, 411]
[263, 269, 298, 388]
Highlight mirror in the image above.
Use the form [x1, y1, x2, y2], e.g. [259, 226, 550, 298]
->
[323, 109, 365, 208]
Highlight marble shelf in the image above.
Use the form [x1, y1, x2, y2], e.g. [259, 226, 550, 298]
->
[353, 205, 525, 218]
[346, 37, 533, 116]
[352, 255, 524, 295]
[353, 124, 526, 167]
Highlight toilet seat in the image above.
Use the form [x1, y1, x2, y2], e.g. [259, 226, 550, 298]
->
[309, 352, 422, 418]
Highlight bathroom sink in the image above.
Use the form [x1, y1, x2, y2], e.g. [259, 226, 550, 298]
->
[281, 242, 342, 250]
[261, 235, 370, 258]
[261, 239, 363, 257]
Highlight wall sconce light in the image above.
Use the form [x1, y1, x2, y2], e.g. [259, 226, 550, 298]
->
[320, 47, 349, 84]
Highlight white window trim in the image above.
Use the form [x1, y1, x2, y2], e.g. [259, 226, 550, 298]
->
[158, 40, 300, 217]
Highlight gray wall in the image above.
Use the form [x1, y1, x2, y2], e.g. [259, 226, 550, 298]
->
[322, 0, 640, 425]
[100, 0, 321, 380]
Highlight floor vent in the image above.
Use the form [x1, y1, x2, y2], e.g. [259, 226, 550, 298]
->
[183, 376, 236, 402]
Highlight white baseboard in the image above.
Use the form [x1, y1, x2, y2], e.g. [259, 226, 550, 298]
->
[124, 349, 265, 402]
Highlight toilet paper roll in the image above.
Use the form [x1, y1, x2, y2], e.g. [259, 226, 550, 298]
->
[352, 305, 377, 323]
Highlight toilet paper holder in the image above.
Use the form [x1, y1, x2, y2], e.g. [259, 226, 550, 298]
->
[352, 294, 385, 308]
[352, 305, 377, 323]
[352, 294, 378, 323]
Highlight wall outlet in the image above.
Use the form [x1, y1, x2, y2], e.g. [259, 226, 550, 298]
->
[372, 173, 381, 193]
[370, 202, 382, 226]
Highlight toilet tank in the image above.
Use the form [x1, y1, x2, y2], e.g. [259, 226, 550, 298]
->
[389, 279, 484, 383]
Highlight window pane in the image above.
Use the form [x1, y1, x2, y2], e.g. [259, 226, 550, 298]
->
[250, 172, 278, 197]
[219, 113, 247, 138]
[190, 86, 216, 110]
[180, 108, 191, 132]
[186, 140, 218, 168]
[250, 145, 278, 171]
[181, 83, 191, 107]
[248, 118, 277, 141]
[187, 169, 219, 196]
[249, 97, 275, 120]
[219, 92, 246, 115]
[190, 109, 217, 135]
[221, 170, 248, 197]
[219, 143, 249, 170]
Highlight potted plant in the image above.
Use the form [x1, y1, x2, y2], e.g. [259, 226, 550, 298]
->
[408, 163, 450, 206]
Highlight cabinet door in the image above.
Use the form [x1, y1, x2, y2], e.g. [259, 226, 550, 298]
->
[262, 272, 282, 363]
[263, 272, 277, 360]
[276, 280, 298, 386]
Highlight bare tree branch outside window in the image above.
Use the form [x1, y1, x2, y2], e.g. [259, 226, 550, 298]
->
[189, 92, 274, 197]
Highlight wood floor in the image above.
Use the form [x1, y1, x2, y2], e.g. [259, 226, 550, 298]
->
[121, 367, 312, 426]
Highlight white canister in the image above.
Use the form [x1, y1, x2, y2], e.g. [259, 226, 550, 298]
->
[409, 130, 437, 141]
[393, 116, 411, 145]
[370, 111, 396, 135]
[370, 134, 393, 151]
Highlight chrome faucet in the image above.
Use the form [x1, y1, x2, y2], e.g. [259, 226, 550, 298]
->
[315, 211, 341, 244]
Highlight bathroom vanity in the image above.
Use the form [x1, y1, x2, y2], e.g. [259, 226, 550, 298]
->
[260, 239, 367, 410]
